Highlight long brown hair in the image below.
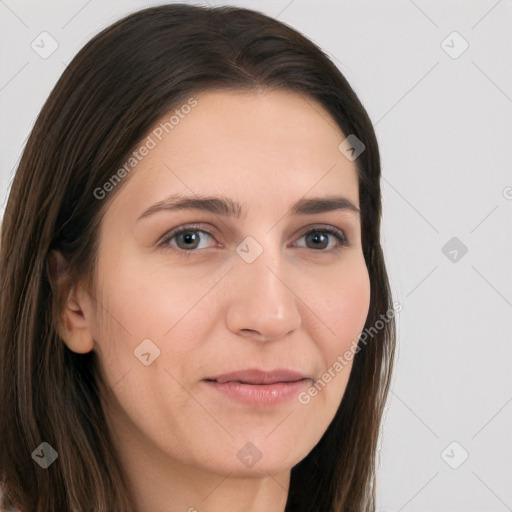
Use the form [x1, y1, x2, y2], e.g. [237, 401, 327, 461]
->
[0, 4, 396, 511]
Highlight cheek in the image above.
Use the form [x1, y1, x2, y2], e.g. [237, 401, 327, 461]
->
[332, 269, 370, 346]
[301, 258, 370, 420]
[314, 256, 371, 354]
[87, 256, 165, 383]
[89, 255, 217, 384]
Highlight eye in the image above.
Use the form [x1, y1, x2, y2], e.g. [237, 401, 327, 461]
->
[158, 225, 217, 253]
[157, 224, 349, 255]
[294, 227, 349, 251]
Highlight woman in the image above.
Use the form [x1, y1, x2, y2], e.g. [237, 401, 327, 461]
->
[0, 4, 396, 511]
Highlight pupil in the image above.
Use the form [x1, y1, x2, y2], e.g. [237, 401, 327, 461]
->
[310, 232, 327, 249]
[182, 232, 198, 247]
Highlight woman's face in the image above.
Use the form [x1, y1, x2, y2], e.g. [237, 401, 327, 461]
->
[81, 89, 370, 482]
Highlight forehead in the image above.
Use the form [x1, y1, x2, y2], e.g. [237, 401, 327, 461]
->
[103, 89, 360, 222]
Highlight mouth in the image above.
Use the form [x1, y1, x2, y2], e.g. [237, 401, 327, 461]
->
[204, 378, 309, 384]
[203, 377, 312, 408]
[203, 368, 311, 385]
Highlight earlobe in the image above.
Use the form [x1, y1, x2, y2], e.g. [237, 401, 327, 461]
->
[59, 282, 95, 354]
[47, 249, 95, 354]
[58, 298, 95, 354]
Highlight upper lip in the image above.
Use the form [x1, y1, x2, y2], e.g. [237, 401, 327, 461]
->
[204, 368, 311, 385]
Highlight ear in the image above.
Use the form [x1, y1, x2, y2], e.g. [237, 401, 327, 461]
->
[47, 249, 95, 354]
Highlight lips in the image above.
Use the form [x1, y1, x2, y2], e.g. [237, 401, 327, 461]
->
[204, 368, 310, 385]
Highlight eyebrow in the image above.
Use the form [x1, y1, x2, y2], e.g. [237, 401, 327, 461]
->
[137, 193, 360, 222]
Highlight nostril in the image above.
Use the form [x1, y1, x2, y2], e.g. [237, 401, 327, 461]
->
[241, 329, 257, 334]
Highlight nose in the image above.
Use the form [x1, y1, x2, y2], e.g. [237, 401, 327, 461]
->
[224, 245, 303, 343]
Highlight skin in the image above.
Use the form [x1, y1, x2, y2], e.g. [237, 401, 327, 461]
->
[57, 89, 371, 512]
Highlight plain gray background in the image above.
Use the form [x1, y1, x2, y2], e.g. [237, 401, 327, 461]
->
[1, 1, 511, 511]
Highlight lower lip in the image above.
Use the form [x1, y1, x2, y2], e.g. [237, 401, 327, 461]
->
[202, 379, 311, 406]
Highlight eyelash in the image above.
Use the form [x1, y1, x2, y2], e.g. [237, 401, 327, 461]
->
[157, 224, 350, 257]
